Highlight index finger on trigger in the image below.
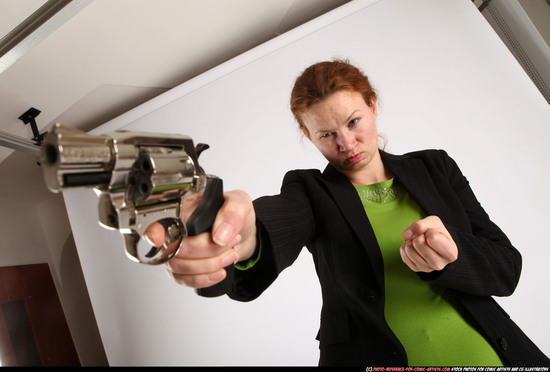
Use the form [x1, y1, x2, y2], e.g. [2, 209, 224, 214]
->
[144, 222, 165, 247]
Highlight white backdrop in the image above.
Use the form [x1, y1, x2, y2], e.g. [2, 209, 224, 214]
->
[63, 0, 550, 366]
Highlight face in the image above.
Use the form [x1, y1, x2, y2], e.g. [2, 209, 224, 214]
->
[301, 90, 386, 185]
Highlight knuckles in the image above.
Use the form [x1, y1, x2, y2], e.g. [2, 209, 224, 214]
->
[222, 190, 254, 219]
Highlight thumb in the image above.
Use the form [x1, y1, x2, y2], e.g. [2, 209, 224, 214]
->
[211, 190, 253, 247]
[403, 221, 422, 240]
[402, 216, 442, 240]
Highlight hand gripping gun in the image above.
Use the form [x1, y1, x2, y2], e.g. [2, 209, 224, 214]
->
[40, 123, 233, 297]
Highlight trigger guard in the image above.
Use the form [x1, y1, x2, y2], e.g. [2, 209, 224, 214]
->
[123, 218, 186, 265]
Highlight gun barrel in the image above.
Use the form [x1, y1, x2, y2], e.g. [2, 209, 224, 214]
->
[41, 123, 116, 192]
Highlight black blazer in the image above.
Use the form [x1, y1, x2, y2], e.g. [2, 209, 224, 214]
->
[228, 149, 549, 366]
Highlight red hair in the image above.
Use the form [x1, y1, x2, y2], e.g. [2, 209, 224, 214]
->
[290, 60, 378, 133]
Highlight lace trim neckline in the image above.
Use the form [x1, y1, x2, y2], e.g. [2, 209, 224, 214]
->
[355, 178, 403, 204]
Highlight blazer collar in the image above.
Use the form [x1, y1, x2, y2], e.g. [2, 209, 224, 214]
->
[321, 150, 448, 224]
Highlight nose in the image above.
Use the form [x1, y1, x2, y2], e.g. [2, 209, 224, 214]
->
[337, 131, 356, 152]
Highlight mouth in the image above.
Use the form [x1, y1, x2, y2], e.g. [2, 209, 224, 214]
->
[344, 153, 363, 165]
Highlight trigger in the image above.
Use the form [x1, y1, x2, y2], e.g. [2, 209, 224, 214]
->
[156, 218, 184, 246]
[166, 222, 184, 244]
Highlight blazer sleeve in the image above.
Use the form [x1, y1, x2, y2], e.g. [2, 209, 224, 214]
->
[227, 170, 316, 302]
[419, 150, 522, 297]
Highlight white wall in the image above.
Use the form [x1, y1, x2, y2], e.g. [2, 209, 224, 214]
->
[64, 0, 550, 365]
[0, 197, 49, 266]
[0, 162, 107, 365]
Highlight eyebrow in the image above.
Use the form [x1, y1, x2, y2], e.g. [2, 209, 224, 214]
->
[315, 110, 361, 135]
[344, 110, 360, 125]
[315, 128, 333, 135]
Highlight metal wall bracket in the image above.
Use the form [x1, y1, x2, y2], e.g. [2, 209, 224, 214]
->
[18, 107, 47, 145]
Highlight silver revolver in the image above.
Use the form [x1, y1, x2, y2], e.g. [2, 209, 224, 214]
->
[40, 123, 232, 297]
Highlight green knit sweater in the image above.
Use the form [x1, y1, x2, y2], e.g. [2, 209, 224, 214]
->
[356, 178, 503, 366]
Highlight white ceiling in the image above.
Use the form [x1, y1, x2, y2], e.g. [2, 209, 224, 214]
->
[0, 0, 350, 163]
[1, 0, 548, 205]
[0, 0, 350, 203]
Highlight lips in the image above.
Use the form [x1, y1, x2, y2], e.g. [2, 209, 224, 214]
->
[345, 153, 363, 165]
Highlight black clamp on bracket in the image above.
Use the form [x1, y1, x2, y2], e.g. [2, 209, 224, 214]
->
[18, 107, 47, 145]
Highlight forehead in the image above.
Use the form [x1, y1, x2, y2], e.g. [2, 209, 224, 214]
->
[312, 90, 364, 112]
[303, 90, 366, 123]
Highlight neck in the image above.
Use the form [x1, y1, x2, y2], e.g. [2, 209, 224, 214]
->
[346, 168, 393, 186]
[344, 151, 392, 186]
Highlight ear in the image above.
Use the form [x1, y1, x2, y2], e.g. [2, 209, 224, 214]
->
[370, 98, 378, 116]
[301, 126, 311, 141]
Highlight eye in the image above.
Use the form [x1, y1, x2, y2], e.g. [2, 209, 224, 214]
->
[349, 118, 359, 127]
[320, 132, 334, 139]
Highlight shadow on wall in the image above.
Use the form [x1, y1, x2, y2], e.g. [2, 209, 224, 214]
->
[59, 232, 108, 366]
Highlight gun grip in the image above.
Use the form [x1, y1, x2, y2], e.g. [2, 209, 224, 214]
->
[186, 176, 223, 236]
[186, 177, 234, 297]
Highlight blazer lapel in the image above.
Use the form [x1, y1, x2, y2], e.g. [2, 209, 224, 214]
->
[380, 151, 445, 218]
[320, 165, 386, 290]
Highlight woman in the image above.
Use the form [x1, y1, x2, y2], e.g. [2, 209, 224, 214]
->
[149, 60, 549, 366]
